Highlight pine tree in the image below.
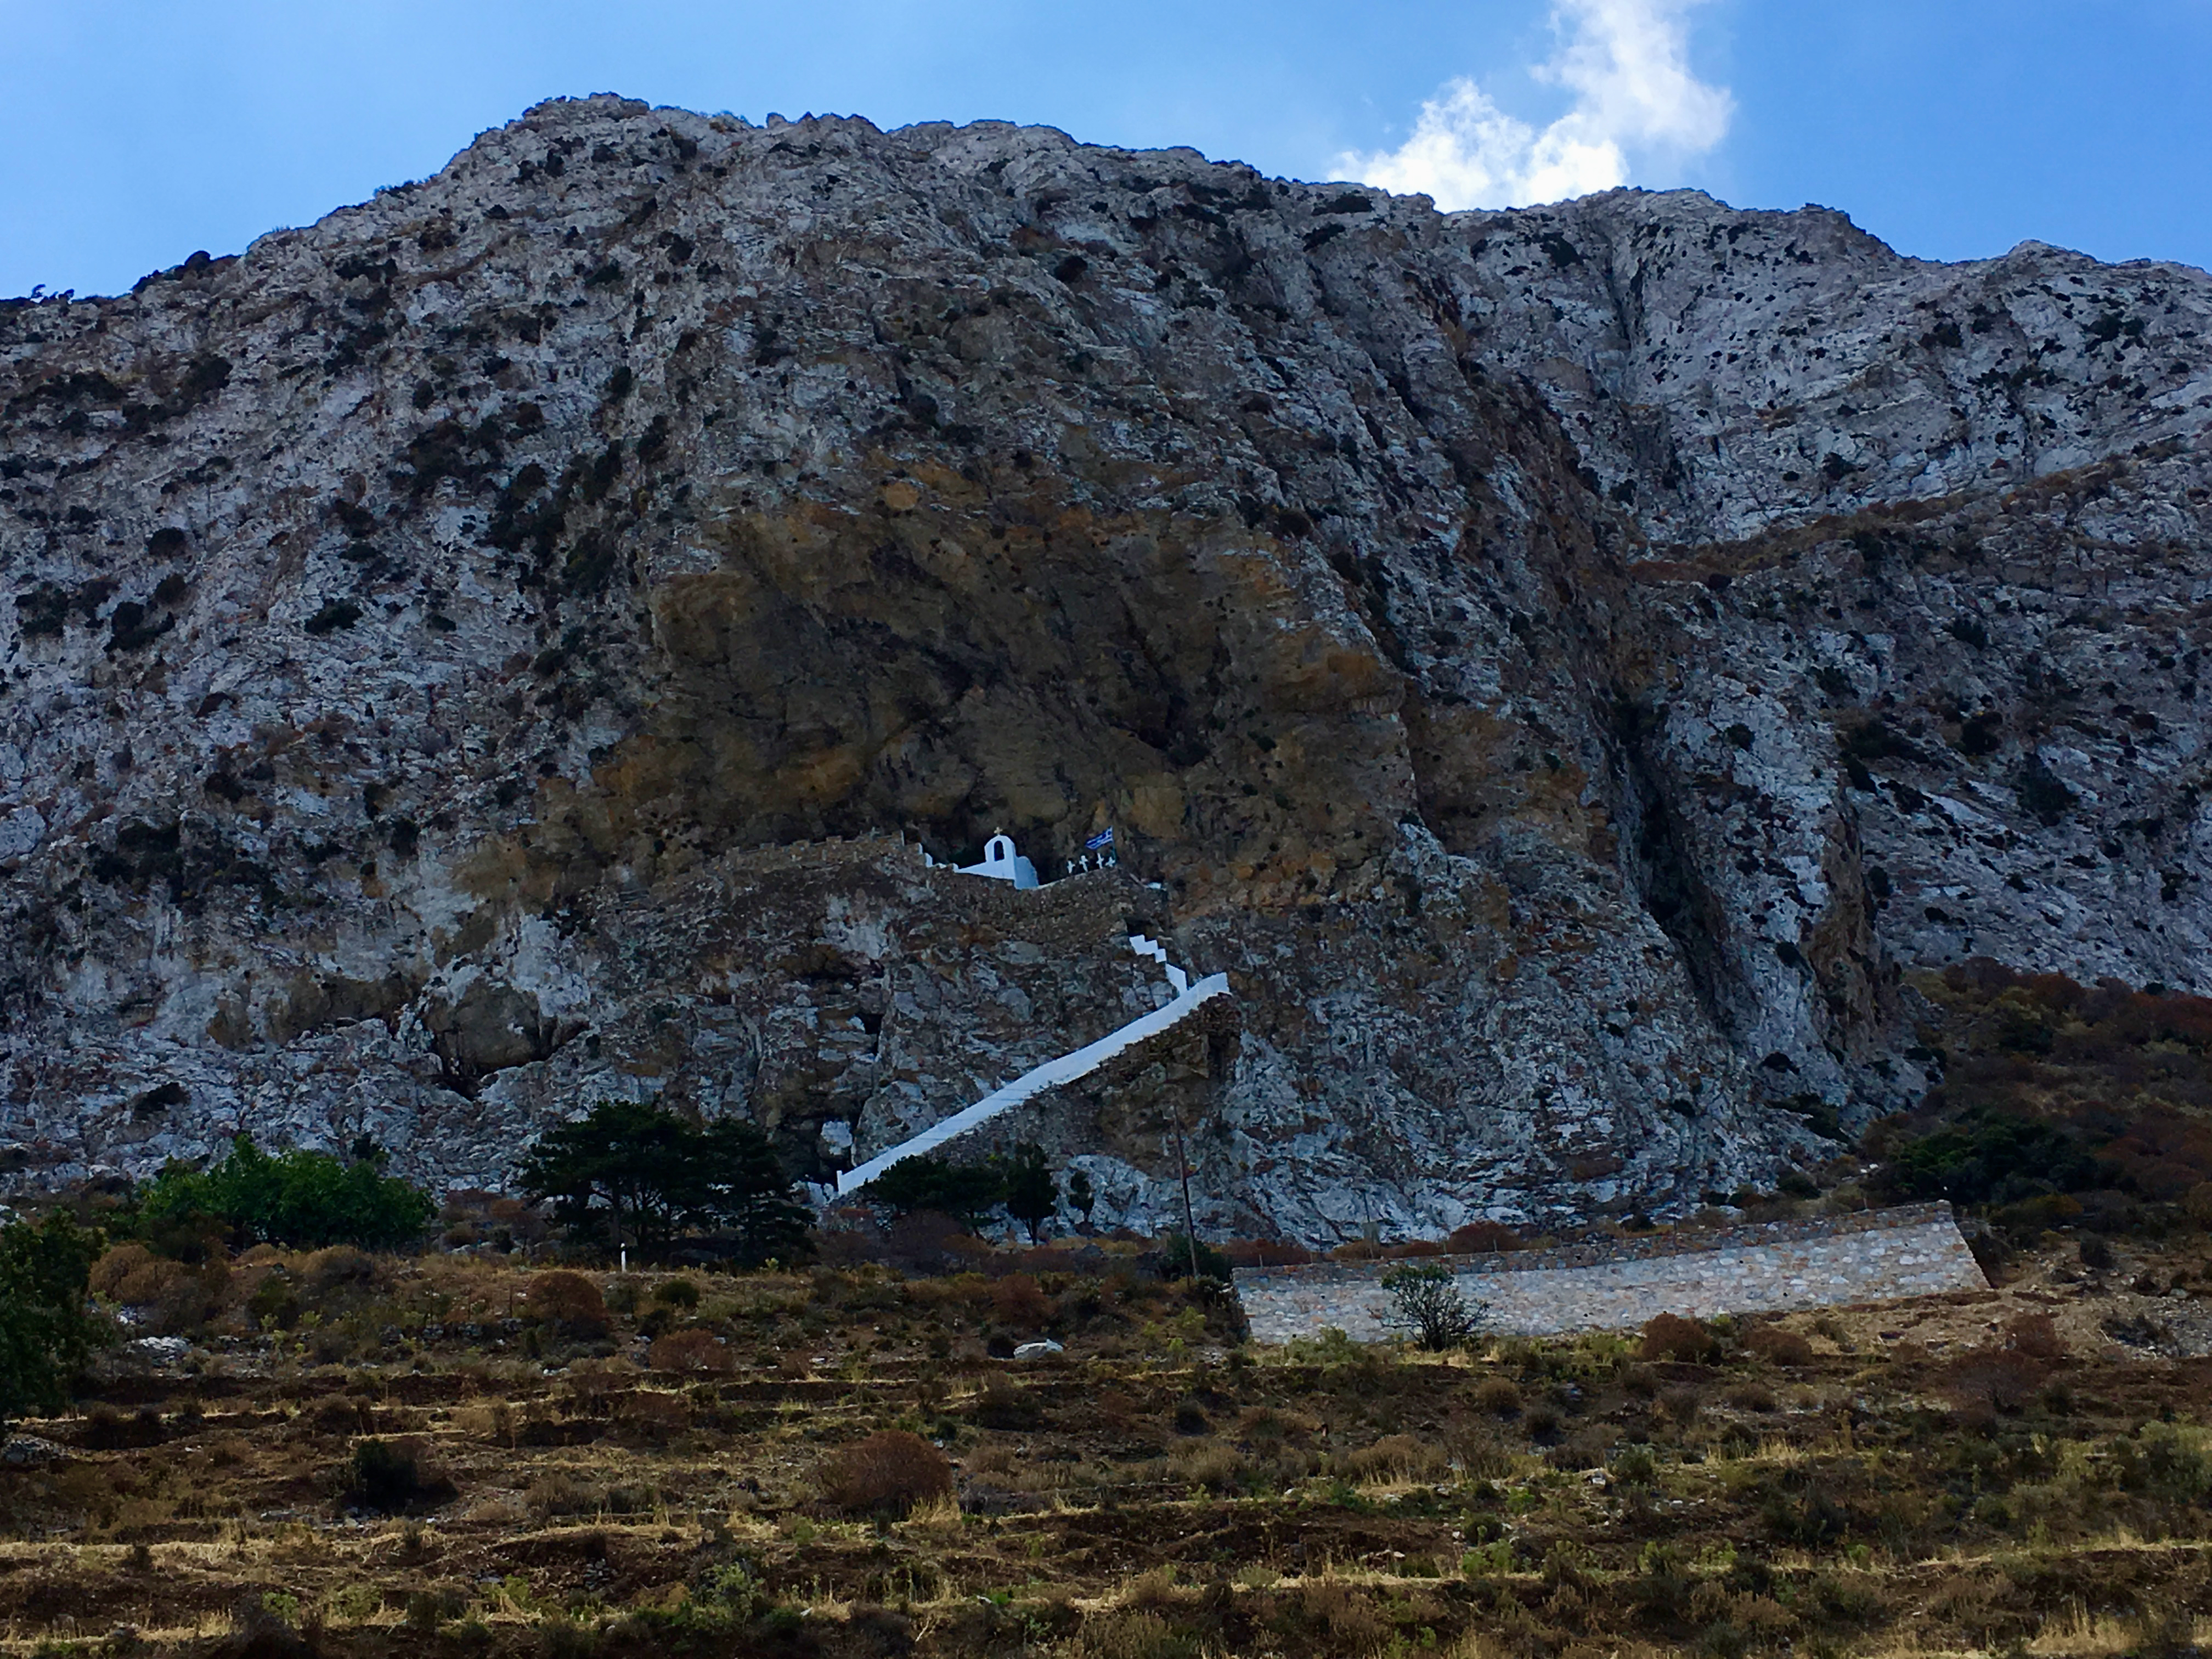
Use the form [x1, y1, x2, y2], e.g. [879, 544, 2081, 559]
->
[516, 1101, 696, 1250]
[518, 1103, 811, 1263]
[1066, 1169, 1097, 1230]
[694, 1119, 814, 1265]
[862, 1155, 1006, 1231]
[1003, 1143, 1057, 1244]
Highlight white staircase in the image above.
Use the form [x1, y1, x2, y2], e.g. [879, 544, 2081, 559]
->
[1128, 934, 1188, 994]
[836, 936, 1228, 1197]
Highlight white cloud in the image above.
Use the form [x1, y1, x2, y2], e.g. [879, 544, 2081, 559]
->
[1339, 0, 1732, 210]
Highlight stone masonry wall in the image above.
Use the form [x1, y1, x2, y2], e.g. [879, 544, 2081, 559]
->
[1232, 1204, 1987, 1341]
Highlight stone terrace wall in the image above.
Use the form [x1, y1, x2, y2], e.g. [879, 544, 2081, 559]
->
[1233, 1204, 1987, 1341]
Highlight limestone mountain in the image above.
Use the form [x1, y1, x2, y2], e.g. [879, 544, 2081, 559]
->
[3, 95, 2209, 1241]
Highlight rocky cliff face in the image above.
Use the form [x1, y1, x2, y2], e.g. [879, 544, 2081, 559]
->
[3, 95, 2210, 1242]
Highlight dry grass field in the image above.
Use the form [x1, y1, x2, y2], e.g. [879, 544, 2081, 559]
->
[6, 1231, 2212, 1658]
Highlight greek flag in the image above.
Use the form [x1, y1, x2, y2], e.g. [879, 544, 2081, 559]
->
[1084, 826, 1115, 851]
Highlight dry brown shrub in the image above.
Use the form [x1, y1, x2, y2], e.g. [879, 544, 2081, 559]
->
[1113, 1568, 1200, 1613]
[618, 1392, 692, 1435]
[647, 1329, 735, 1374]
[906, 1271, 991, 1310]
[1657, 1386, 1703, 1426]
[1169, 1440, 1245, 1492]
[1342, 1432, 1448, 1482]
[817, 1429, 953, 1517]
[455, 1402, 514, 1445]
[197, 1435, 249, 1469]
[311, 1399, 375, 1437]
[91, 1242, 153, 1297]
[1727, 1592, 1802, 1643]
[883, 1210, 968, 1271]
[1940, 1347, 2049, 1419]
[941, 1234, 998, 1271]
[1219, 1238, 1315, 1267]
[1068, 1609, 1190, 1659]
[1639, 1312, 1718, 1363]
[1446, 1421, 1517, 1480]
[146, 1259, 233, 1336]
[1291, 1579, 1391, 1652]
[1446, 1220, 1523, 1254]
[991, 1272, 1052, 1328]
[2004, 1311, 2067, 1359]
[560, 1357, 639, 1418]
[1742, 1324, 1815, 1367]
[92, 1244, 194, 1307]
[1236, 1403, 1319, 1447]
[972, 1373, 1040, 1429]
[1545, 1427, 1619, 1472]
[526, 1271, 610, 1335]
[1471, 1376, 1523, 1417]
[304, 1246, 375, 1290]
[526, 1471, 602, 1519]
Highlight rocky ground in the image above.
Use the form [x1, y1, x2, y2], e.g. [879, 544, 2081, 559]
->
[3, 95, 2211, 1239]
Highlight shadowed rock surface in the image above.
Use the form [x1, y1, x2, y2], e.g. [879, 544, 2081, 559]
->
[3, 95, 2210, 1241]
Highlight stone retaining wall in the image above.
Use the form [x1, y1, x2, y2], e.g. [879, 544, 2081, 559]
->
[1232, 1203, 1987, 1341]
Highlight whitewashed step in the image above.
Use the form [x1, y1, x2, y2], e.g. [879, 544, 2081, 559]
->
[837, 973, 1231, 1196]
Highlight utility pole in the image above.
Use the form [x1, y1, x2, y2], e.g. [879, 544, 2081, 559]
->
[1167, 1096, 1200, 1272]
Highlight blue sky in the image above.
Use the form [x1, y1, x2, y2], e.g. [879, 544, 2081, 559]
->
[3, 0, 2208, 300]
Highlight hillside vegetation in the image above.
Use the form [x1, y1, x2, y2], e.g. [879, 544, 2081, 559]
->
[5, 1226, 2212, 1658]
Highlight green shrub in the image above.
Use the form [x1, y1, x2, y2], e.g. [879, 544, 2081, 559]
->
[1875, 962, 2212, 1217]
[1611, 1444, 1658, 1485]
[248, 1269, 301, 1330]
[1156, 1232, 1232, 1284]
[0, 1214, 108, 1424]
[134, 1136, 432, 1251]
[1872, 1111, 2102, 1206]
[1380, 1261, 1485, 1350]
